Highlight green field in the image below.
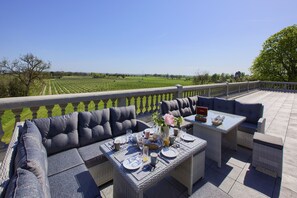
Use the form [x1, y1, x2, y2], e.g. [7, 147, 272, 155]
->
[31, 76, 193, 95]
[2, 76, 194, 143]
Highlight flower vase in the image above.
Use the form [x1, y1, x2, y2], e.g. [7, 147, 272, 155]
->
[162, 126, 170, 146]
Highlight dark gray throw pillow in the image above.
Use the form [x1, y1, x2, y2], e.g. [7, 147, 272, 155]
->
[24, 120, 43, 143]
[5, 168, 44, 198]
[14, 133, 50, 198]
[33, 112, 79, 155]
[78, 109, 112, 146]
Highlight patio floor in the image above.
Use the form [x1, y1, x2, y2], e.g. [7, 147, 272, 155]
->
[99, 90, 297, 198]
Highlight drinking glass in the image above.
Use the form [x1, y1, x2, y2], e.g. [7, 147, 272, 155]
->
[137, 133, 144, 151]
[142, 146, 149, 162]
[126, 129, 132, 143]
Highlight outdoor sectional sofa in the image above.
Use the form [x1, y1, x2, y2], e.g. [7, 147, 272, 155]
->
[0, 105, 150, 198]
[160, 96, 266, 149]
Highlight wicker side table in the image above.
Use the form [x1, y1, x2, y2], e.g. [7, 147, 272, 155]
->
[252, 132, 283, 177]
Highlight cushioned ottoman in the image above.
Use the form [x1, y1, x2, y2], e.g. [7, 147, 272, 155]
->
[252, 132, 283, 177]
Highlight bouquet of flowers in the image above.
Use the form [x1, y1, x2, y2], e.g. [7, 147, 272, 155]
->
[152, 112, 183, 129]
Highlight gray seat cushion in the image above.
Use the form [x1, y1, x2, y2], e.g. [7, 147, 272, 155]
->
[48, 164, 100, 198]
[176, 98, 193, 117]
[198, 96, 214, 110]
[160, 100, 181, 117]
[213, 98, 235, 114]
[47, 148, 84, 177]
[235, 101, 263, 124]
[14, 133, 50, 198]
[188, 96, 198, 114]
[110, 105, 137, 137]
[33, 112, 79, 155]
[78, 109, 112, 146]
[238, 122, 257, 134]
[253, 132, 283, 150]
[78, 139, 111, 168]
[5, 168, 43, 198]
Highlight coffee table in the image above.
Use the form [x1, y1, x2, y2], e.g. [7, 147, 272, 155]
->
[184, 110, 246, 167]
[100, 132, 207, 198]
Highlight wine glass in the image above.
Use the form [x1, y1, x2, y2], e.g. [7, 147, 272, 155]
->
[126, 129, 132, 143]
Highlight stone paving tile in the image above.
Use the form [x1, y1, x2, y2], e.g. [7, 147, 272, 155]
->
[144, 178, 185, 198]
[278, 186, 297, 198]
[237, 163, 276, 197]
[189, 180, 231, 198]
[229, 182, 270, 198]
[99, 181, 113, 198]
[204, 166, 236, 193]
[281, 174, 297, 194]
[210, 161, 243, 180]
[283, 162, 297, 179]
[221, 147, 252, 169]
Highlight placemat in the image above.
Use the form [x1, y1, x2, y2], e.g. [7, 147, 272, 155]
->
[131, 160, 166, 181]
[114, 146, 141, 163]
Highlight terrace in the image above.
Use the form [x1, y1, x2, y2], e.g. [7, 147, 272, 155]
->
[0, 81, 296, 197]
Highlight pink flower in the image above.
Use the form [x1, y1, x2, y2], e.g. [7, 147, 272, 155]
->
[164, 114, 175, 126]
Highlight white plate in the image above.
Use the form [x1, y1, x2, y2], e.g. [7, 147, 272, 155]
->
[114, 137, 126, 144]
[161, 147, 178, 158]
[123, 156, 143, 170]
[181, 134, 195, 142]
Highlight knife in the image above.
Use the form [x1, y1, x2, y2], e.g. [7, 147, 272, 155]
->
[158, 154, 170, 164]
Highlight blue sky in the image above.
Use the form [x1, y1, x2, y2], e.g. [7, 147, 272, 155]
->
[0, 1, 296, 75]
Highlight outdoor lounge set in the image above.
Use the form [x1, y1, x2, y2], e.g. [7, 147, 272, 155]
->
[0, 96, 284, 198]
[160, 96, 266, 149]
[0, 105, 150, 198]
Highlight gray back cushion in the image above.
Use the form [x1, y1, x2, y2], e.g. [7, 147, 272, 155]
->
[188, 96, 198, 114]
[213, 98, 235, 114]
[176, 98, 193, 117]
[78, 109, 112, 146]
[5, 168, 43, 198]
[198, 96, 214, 110]
[110, 106, 137, 137]
[33, 112, 79, 155]
[160, 100, 181, 117]
[235, 101, 263, 124]
[14, 133, 50, 198]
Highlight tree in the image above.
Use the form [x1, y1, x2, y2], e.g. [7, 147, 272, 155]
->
[250, 25, 297, 81]
[0, 53, 51, 96]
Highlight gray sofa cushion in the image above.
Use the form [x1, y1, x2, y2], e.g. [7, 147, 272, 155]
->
[213, 98, 235, 114]
[33, 112, 79, 155]
[253, 132, 283, 150]
[176, 98, 193, 117]
[110, 106, 137, 137]
[198, 96, 214, 110]
[160, 100, 181, 117]
[47, 148, 84, 177]
[48, 164, 100, 198]
[5, 168, 43, 198]
[14, 133, 50, 198]
[238, 122, 258, 134]
[78, 109, 112, 146]
[78, 139, 111, 168]
[188, 96, 198, 114]
[24, 120, 43, 142]
[235, 101, 263, 124]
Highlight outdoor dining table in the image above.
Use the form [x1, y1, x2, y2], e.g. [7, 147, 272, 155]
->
[184, 110, 246, 167]
[100, 131, 207, 198]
